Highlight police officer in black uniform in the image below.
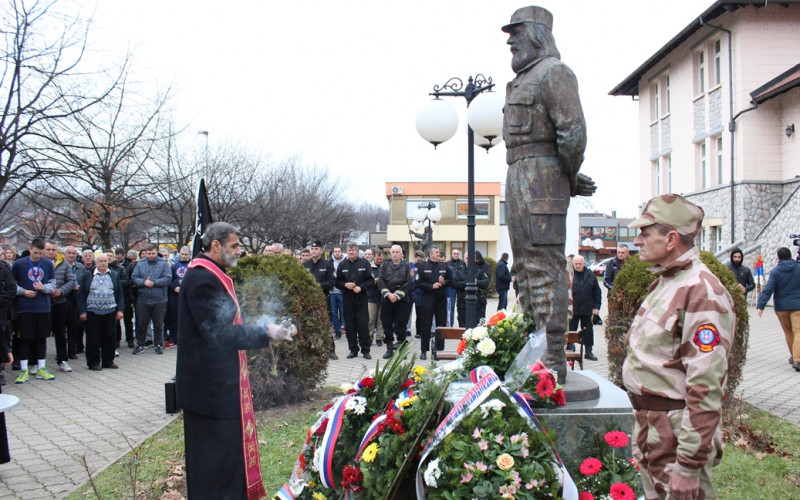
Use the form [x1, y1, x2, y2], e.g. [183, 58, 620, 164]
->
[415, 245, 452, 360]
[303, 240, 338, 360]
[336, 243, 375, 359]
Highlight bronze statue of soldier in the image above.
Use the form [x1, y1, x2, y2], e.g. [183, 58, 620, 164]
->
[502, 6, 596, 382]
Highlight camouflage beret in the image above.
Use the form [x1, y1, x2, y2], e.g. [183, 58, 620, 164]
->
[501, 6, 553, 32]
[628, 194, 704, 238]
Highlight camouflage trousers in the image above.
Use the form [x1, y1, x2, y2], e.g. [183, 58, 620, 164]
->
[632, 408, 722, 500]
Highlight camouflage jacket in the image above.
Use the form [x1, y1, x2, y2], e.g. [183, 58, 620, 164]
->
[623, 246, 735, 475]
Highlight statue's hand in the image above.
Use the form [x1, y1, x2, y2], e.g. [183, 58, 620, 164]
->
[572, 172, 597, 197]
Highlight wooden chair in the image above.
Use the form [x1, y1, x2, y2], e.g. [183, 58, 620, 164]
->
[432, 327, 465, 361]
[565, 330, 584, 371]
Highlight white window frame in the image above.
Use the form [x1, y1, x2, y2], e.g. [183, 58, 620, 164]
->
[456, 198, 490, 220]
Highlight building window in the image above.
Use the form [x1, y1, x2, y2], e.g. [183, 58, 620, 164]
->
[714, 39, 722, 86]
[651, 82, 659, 121]
[666, 155, 672, 193]
[716, 136, 724, 185]
[406, 199, 440, 219]
[697, 228, 707, 251]
[700, 143, 707, 189]
[653, 161, 661, 195]
[695, 50, 705, 95]
[499, 201, 506, 225]
[456, 199, 490, 220]
[665, 75, 670, 113]
[714, 226, 723, 253]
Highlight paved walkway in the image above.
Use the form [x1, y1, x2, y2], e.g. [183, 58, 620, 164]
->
[0, 296, 796, 499]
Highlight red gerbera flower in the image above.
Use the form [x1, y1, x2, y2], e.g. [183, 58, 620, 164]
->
[298, 453, 306, 471]
[579, 492, 595, 500]
[359, 377, 375, 388]
[341, 464, 363, 490]
[552, 388, 566, 406]
[536, 376, 555, 398]
[488, 311, 506, 326]
[457, 338, 467, 354]
[609, 482, 635, 500]
[604, 431, 629, 448]
[314, 418, 329, 436]
[579, 457, 602, 476]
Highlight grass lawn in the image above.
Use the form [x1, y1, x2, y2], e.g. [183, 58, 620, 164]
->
[65, 395, 800, 499]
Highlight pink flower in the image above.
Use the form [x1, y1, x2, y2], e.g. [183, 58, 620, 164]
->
[579, 457, 602, 476]
[604, 431, 629, 448]
[510, 433, 521, 444]
[460, 472, 474, 484]
[499, 485, 518, 496]
[520, 446, 529, 458]
[610, 482, 635, 500]
[526, 478, 539, 490]
[479, 440, 489, 451]
[475, 461, 488, 472]
[472, 427, 482, 439]
[579, 492, 595, 500]
[464, 462, 475, 471]
[495, 433, 505, 445]
[510, 470, 522, 487]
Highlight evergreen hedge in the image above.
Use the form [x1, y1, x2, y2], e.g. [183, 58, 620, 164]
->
[604, 251, 749, 406]
[228, 254, 332, 408]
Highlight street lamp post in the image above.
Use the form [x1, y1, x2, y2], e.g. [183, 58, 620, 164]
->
[416, 75, 504, 328]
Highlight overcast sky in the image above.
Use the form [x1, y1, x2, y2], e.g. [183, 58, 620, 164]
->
[84, 0, 706, 217]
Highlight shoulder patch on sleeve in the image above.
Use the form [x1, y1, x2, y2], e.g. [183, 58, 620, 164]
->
[693, 324, 720, 352]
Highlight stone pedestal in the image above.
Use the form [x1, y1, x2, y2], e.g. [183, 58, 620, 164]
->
[536, 370, 633, 468]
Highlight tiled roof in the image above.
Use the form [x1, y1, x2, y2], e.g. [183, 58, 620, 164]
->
[750, 63, 800, 103]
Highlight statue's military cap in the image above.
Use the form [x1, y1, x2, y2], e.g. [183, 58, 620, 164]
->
[501, 6, 553, 32]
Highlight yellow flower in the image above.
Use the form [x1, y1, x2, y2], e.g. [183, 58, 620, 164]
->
[496, 453, 515, 471]
[312, 492, 327, 500]
[363, 442, 379, 463]
[308, 480, 316, 488]
[413, 365, 428, 375]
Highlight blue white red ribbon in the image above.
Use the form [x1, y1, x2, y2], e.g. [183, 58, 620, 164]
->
[355, 414, 387, 462]
[275, 484, 295, 500]
[319, 394, 353, 488]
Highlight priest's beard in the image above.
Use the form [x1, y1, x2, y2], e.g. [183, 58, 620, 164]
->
[221, 250, 238, 268]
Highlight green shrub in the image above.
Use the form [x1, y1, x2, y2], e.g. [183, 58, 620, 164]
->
[228, 254, 332, 409]
[605, 251, 749, 405]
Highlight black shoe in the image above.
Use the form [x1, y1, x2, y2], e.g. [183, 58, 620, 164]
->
[89, 365, 102, 371]
[790, 357, 794, 365]
[334, 334, 342, 340]
[415, 334, 420, 339]
[102, 363, 119, 369]
[11, 362, 20, 371]
[329, 353, 338, 360]
[419, 352, 427, 360]
[585, 352, 598, 361]
[127, 341, 135, 348]
[376, 340, 383, 347]
[383, 350, 393, 360]
[346, 351, 358, 359]
[793, 361, 800, 372]
[363, 353, 372, 360]
[68, 354, 78, 360]
[144, 340, 153, 347]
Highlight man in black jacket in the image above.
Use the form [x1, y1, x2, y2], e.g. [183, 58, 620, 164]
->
[304, 240, 338, 360]
[495, 252, 512, 311]
[726, 247, 755, 296]
[176, 222, 293, 500]
[603, 245, 629, 298]
[416, 246, 452, 360]
[569, 255, 602, 360]
[336, 243, 375, 359]
[378, 244, 412, 359]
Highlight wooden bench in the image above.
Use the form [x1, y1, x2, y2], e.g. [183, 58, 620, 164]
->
[565, 330, 584, 371]
[432, 327, 466, 361]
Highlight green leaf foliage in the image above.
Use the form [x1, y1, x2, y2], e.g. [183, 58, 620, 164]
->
[604, 251, 749, 404]
[229, 254, 332, 409]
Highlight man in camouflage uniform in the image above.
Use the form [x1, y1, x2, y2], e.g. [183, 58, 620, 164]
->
[623, 194, 735, 500]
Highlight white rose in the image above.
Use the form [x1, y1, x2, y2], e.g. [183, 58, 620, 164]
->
[424, 458, 442, 488]
[477, 337, 496, 356]
[471, 326, 488, 341]
[340, 383, 354, 394]
[462, 329, 473, 341]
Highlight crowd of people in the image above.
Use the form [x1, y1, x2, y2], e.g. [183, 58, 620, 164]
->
[0, 239, 191, 384]
[300, 241, 494, 361]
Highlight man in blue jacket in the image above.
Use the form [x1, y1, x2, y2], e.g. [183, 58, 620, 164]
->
[757, 247, 800, 371]
[131, 244, 172, 355]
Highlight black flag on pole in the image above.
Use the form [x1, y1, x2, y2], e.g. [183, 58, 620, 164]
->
[192, 178, 213, 258]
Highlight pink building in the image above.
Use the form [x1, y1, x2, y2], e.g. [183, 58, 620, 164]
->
[611, 0, 800, 267]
